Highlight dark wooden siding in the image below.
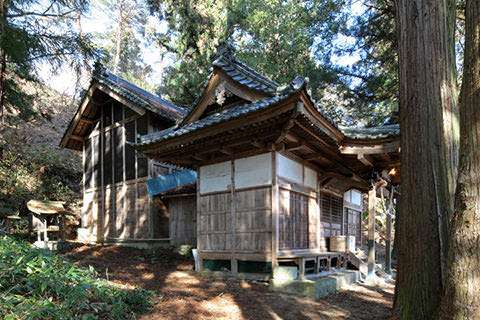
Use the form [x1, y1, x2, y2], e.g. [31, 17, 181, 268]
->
[279, 189, 310, 250]
[82, 102, 185, 242]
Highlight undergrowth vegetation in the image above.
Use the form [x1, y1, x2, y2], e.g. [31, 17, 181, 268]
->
[0, 236, 154, 319]
[0, 136, 82, 215]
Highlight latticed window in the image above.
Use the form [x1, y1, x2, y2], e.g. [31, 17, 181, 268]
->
[320, 192, 343, 237]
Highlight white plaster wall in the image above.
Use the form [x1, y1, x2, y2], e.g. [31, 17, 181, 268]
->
[344, 189, 363, 206]
[304, 166, 317, 189]
[200, 161, 231, 194]
[277, 153, 303, 184]
[234, 153, 272, 189]
[351, 189, 362, 205]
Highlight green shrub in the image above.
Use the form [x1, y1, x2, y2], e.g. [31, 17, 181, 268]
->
[0, 236, 154, 319]
[0, 137, 82, 215]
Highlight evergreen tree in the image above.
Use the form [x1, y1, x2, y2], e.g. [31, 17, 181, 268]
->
[93, 0, 154, 90]
[439, 1, 480, 318]
[0, 0, 94, 123]
[329, 0, 399, 126]
[147, 0, 349, 113]
[393, 0, 459, 318]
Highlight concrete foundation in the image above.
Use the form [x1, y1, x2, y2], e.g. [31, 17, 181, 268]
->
[270, 270, 360, 299]
[272, 266, 298, 281]
[102, 240, 171, 250]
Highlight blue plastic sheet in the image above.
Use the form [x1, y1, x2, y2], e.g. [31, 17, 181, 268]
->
[145, 169, 197, 196]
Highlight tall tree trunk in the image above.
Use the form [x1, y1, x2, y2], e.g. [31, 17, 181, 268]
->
[393, 0, 459, 319]
[438, 1, 480, 319]
[73, 1, 90, 70]
[0, 0, 6, 127]
[113, 0, 125, 75]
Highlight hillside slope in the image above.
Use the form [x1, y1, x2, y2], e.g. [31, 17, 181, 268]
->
[0, 76, 82, 219]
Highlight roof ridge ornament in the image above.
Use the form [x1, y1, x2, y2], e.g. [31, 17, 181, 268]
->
[92, 59, 106, 78]
[276, 76, 309, 95]
[211, 40, 235, 62]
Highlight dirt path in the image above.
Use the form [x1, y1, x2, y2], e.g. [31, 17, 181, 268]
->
[62, 244, 393, 320]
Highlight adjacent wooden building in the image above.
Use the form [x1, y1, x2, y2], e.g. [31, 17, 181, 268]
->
[60, 66, 197, 245]
[133, 44, 400, 276]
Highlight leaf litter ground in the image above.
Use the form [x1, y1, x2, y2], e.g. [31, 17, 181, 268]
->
[62, 244, 393, 320]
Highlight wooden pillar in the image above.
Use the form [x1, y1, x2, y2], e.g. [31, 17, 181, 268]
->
[367, 187, 376, 276]
[271, 152, 279, 271]
[385, 211, 392, 274]
[230, 160, 238, 274]
[297, 258, 305, 279]
[196, 168, 202, 272]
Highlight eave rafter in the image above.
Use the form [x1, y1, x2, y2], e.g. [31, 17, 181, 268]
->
[339, 141, 400, 155]
[357, 153, 374, 167]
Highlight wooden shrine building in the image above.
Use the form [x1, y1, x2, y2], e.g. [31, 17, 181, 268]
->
[60, 65, 197, 246]
[133, 44, 400, 277]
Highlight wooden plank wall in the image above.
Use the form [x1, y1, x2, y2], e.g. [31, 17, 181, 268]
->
[80, 100, 181, 243]
[136, 182, 150, 238]
[198, 187, 273, 253]
[81, 177, 155, 242]
[103, 186, 115, 239]
[82, 190, 101, 240]
[115, 184, 125, 238]
[198, 192, 232, 251]
[308, 196, 321, 249]
[278, 189, 319, 250]
[167, 196, 197, 246]
[235, 187, 272, 253]
[124, 180, 137, 239]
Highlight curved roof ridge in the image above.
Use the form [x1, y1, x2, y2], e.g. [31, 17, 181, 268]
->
[340, 123, 400, 139]
[210, 41, 280, 95]
[92, 65, 186, 121]
[134, 93, 296, 147]
[104, 71, 187, 115]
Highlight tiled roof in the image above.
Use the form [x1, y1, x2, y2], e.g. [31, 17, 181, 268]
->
[212, 55, 280, 95]
[92, 67, 186, 122]
[340, 124, 400, 139]
[135, 92, 295, 147]
[181, 43, 281, 120]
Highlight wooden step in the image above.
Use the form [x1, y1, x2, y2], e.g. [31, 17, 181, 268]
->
[347, 250, 368, 276]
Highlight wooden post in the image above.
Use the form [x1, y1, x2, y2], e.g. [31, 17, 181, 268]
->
[385, 211, 392, 274]
[196, 168, 202, 272]
[367, 186, 376, 277]
[271, 152, 279, 272]
[60, 215, 66, 241]
[385, 187, 394, 275]
[298, 258, 305, 279]
[230, 160, 238, 274]
[99, 107, 105, 243]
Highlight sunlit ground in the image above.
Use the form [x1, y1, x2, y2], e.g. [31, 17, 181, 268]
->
[62, 244, 394, 320]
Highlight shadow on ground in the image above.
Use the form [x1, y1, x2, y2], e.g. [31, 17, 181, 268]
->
[62, 244, 393, 320]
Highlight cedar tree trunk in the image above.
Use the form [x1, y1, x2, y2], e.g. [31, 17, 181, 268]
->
[0, 0, 6, 126]
[438, 1, 480, 319]
[393, 0, 459, 319]
[113, 0, 125, 75]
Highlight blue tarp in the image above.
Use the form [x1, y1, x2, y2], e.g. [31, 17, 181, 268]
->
[145, 169, 197, 196]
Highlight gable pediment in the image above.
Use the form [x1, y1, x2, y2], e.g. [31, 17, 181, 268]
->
[181, 68, 275, 125]
[60, 69, 184, 151]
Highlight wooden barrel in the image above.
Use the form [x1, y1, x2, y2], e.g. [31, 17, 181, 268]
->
[330, 235, 356, 252]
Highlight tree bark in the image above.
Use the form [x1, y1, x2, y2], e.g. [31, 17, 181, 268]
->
[0, 0, 6, 127]
[113, 0, 125, 75]
[393, 0, 459, 319]
[73, 1, 90, 70]
[438, 1, 480, 319]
